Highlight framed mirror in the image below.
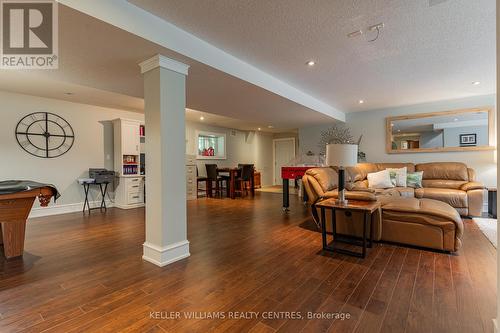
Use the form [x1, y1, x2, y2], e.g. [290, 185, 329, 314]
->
[386, 107, 495, 153]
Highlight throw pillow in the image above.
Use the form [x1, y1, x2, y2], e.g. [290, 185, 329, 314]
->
[367, 170, 394, 189]
[407, 171, 424, 188]
[386, 167, 407, 187]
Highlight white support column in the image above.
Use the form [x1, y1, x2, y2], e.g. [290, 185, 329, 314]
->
[140, 55, 190, 267]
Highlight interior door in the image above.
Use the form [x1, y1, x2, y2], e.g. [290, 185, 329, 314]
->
[274, 139, 295, 185]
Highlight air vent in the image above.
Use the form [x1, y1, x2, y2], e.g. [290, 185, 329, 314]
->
[429, 0, 448, 6]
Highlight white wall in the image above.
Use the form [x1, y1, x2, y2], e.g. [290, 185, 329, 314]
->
[0, 91, 277, 215]
[299, 94, 497, 187]
[0, 91, 144, 214]
[185, 121, 274, 186]
[298, 123, 335, 156]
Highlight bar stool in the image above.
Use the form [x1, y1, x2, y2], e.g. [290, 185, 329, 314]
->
[234, 164, 254, 197]
[205, 164, 225, 197]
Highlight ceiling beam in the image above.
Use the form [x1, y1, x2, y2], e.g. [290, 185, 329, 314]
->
[57, 0, 345, 122]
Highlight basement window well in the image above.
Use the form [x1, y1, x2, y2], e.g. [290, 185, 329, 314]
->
[196, 131, 226, 159]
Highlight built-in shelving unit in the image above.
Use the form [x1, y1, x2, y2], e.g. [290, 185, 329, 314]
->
[113, 118, 145, 209]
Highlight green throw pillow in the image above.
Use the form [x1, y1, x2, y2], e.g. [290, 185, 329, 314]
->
[388, 170, 397, 186]
[386, 167, 407, 187]
[407, 171, 423, 188]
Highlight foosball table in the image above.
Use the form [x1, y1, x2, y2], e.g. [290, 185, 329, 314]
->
[281, 166, 316, 211]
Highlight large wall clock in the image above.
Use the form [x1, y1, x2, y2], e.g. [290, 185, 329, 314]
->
[15, 112, 75, 158]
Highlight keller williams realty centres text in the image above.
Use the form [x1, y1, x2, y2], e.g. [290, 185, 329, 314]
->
[150, 311, 352, 321]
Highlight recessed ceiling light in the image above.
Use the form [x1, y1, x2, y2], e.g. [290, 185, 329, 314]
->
[359, 99, 364, 104]
[199, 116, 204, 120]
[397, 129, 401, 132]
[268, 125, 274, 129]
[257, 127, 261, 131]
[306, 60, 315, 66]
[453, 118, 458, 121]
[390, 123, 394, 127]
[472, 81, 481, 85]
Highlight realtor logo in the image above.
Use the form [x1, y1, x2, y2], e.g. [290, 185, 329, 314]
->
[1, 0, 58, 69]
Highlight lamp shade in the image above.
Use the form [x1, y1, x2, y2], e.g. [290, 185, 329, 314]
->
[325, 144, 358, 167]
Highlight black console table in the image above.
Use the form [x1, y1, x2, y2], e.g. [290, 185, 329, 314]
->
[78, 179, 109, 214]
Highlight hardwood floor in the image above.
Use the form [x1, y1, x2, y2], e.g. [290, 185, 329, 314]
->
[0, 193, 496, 333]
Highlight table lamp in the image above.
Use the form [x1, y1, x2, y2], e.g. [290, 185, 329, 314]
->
[325, 143, 358, 205]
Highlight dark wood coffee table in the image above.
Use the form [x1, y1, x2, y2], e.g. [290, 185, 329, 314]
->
[315, 199, 380, 258]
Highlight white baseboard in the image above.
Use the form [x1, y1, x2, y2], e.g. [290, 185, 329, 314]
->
[142, 240, 190, 267]
[493, 318, 498, 333]
[29, 200, 114, 218]
[114, 203, 145, 209]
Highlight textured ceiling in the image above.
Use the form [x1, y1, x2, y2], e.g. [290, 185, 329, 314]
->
[0, 5, 335, 132]
[130, 0, 496, 112]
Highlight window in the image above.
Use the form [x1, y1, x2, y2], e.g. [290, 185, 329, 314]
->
[196, 131, 226, 159]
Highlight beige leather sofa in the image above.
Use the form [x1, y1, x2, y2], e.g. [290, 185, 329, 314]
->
[302, 162, 485, 252]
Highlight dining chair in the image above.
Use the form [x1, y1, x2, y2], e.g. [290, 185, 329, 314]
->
[205, 164, 225, 197]
[234, 164, 254, 197]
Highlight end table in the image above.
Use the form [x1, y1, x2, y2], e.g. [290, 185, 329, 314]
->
[315, 199, 380, 258]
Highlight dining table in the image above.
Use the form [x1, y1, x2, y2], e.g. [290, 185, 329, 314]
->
[217, 167, 255, 199]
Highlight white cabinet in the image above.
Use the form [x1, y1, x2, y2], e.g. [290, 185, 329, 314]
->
[115, 176, 145, 209]
[121, 121, 140, 155]
[114, 118, 140, 159]
[113, 118, 145, 209]
[186, 155, 197, 201]
[113, 118, 141, 177]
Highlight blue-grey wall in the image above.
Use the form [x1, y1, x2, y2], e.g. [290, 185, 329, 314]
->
[299, 94, 496, 186]
[420, 131, 444, 148]
[442, 125, 488, 147]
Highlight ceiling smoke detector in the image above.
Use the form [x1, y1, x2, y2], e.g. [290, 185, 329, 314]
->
[367, 22, 384, 42]
[368, 23, 384, 32]
[347, 23, 384, 42]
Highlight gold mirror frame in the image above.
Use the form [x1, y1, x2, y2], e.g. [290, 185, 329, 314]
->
[386, 107, 495, 154]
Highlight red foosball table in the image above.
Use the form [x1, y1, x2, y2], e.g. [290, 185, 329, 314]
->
[281, 166, 316, 211]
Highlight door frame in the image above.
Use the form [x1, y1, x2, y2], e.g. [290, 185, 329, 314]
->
[272, 137, 296, 185]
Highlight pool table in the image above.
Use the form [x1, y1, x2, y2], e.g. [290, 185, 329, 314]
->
[0, 185, 57, 259]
